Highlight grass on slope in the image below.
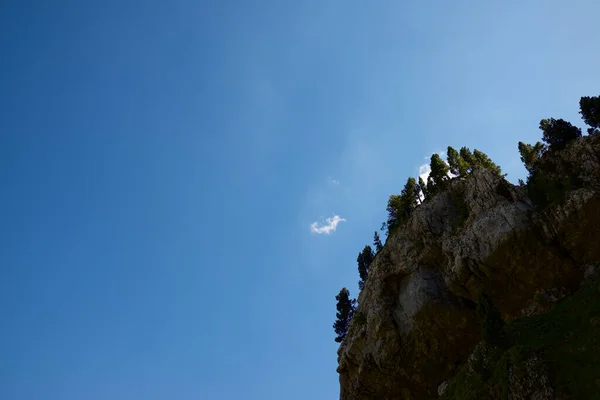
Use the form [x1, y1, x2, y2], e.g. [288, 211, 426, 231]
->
[443, 277, 600, 400]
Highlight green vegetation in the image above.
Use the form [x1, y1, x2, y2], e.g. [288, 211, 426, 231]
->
[459, 147, 477, 173]
[454, 146, 502, 176]
[447, 146, 462, 177]
[357, 245, 374, 291]
[386, 194, 403, 236]
[386, 177, 419, 236]
[517, 141, 546, 173]
[373, 231, 383, 253]
[539, 118, 582, 151]
[526, 164, 582, 209]
[443, 277, 600, 399]
[579, 95, 600, 134]
[447, 146, 470, 177]
[427, 154, 450, 195]
[333, 287, 357, 343]
[473, 150, 502, 176]
[516, 95, 599, 209]
[401, 178, 419, 217]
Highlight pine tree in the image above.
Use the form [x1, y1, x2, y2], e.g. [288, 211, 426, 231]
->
[460, 147, 477, 173]
[333, 287, 357, 343]
[414, 179, 422, 205]
[539, 118, 582, 150]
[386, 194, 402, 236]
[476, 291, 506, 347]
[447, 146, 462, 177]
[357, 245, 375, 290]
[473, 149, 502, 175]
[419, 177, 429, 200]
[386, 178, 419, 236]
[399, 177, 418, 218]
[518, 141, 546, 174]
[579, 95, 600, 132]
[373, 231, 383, 252]
[427, 154, 450, 194]
[458, 154, 470, 177]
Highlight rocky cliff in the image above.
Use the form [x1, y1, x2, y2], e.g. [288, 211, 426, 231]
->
[337, 134, 600, 399]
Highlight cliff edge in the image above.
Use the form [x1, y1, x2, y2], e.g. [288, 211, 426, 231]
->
[337, 133, 600, 399]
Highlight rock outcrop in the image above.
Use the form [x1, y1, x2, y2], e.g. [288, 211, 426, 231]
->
[337, 134, 600, 399]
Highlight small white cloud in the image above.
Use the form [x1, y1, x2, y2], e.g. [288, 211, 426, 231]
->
[331, 179, 340, 185]
[310, 215, 346, 235]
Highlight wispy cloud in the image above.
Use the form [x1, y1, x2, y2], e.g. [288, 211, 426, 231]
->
[310, 215, 346, 235]
[331, 179, 340, 185]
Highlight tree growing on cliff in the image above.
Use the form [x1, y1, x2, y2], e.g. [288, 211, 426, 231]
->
[427, 154, 450, 195]
[357, 245, 375, 291]
[518, 141, 546, 173]
[460, 147, 477, 173]
[476, 291, 506, 347]
[373, 231, 383, 252]
[580, 95, 600, 134]
[447, 146, 468, 177]
[333, 287, 357, 343]
[400, 177, 418, 215]
[539, 118, 582, 150]
[386, 194, 402, 235]
[414, 179, 422, 205]
[473, 149, 502, 175]
[386, 178, 419, 236]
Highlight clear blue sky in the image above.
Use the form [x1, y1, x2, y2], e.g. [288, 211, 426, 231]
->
[1, 1, 599, 399]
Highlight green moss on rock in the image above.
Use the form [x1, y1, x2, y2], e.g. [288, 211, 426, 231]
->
[443, 277, 600, 400]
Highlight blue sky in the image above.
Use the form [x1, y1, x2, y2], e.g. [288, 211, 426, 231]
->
[1, 1, 599, 399]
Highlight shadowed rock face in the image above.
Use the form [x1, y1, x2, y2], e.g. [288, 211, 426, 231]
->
[337, 134, 600, 400]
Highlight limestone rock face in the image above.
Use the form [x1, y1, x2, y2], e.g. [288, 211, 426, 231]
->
[337, 134, 600, 399]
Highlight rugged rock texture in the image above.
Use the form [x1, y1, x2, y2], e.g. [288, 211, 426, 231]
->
[337, 134, 600, 399]
[507, 355, 554, 400]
